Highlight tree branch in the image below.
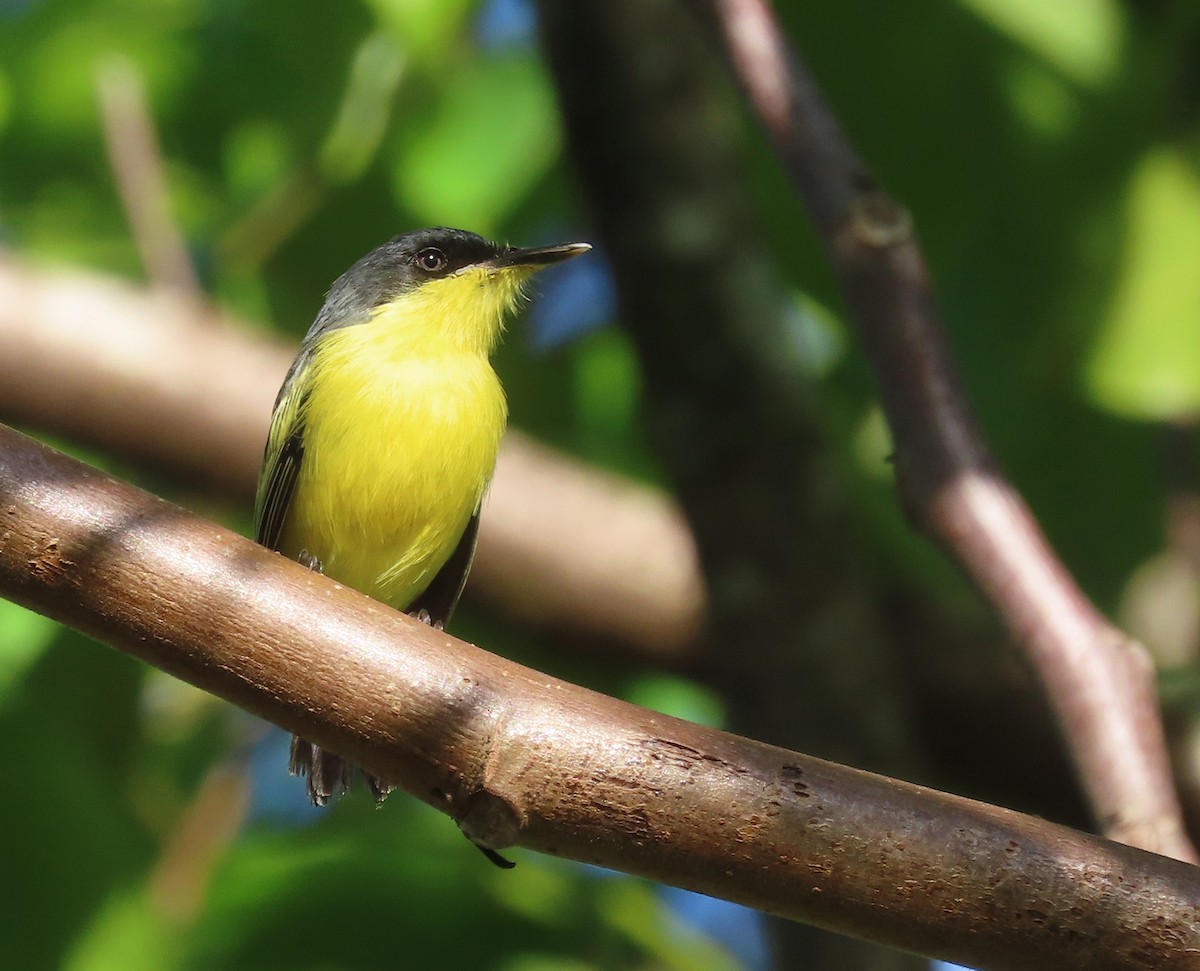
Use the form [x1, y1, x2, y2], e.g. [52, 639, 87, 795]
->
[1, 423, 1198, 970]
[0, 252, 704, 657]
[95, 56, 201, 301]
[698, 0, 1197, 863]
[536, 5, 928, 964]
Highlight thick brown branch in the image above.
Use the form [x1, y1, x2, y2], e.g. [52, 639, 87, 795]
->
[701, 0, 1197, 863]
[1, 424, 1199, 970]
[0, 253, 704, 656]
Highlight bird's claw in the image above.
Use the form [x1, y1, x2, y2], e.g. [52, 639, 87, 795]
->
[298, 550, 325, 574]
[411, 608, 444, 630]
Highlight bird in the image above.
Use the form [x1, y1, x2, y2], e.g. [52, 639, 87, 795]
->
[254, 226, 591, 828]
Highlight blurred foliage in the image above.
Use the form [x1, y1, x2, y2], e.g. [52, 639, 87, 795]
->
[2, 0, 1200, 969]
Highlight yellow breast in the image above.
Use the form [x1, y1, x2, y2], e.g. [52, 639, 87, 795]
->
[279, 315, 507, 609]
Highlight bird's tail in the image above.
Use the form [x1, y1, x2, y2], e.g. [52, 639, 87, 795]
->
[288, 736, 391, 805]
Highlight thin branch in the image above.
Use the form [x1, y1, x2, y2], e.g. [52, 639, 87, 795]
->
[215, 167, 325, 272]
[0, 252, 705, 656]
[95, 56, 201, 301]
[700, 0, 1198, 863]
[0, 423, 1197, 971]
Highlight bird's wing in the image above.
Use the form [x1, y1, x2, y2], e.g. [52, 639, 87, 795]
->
[254, 357, 311, 551]
[407, 508, 481, 626]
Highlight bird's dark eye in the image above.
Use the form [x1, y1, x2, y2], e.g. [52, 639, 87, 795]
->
[414, 247, 448, 273]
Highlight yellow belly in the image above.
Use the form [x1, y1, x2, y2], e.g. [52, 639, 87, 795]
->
[280, 332, 506, 610]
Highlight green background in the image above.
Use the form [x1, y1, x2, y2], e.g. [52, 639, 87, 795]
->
[2, 0, 1198, 968]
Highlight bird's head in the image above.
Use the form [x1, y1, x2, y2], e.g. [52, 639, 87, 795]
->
[311, 228, 591, 356]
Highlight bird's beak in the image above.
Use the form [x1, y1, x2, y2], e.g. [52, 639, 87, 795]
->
[482, 242, 592, 271]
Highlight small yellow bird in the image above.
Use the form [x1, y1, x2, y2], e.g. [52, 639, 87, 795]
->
[255, 227, 590, 815]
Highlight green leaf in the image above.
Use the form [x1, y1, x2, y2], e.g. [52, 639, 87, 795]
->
[319, 32, 407, 185]
[1086, 147, 1200, 419]
[0, 66, 13, 136]
[63, 889, 176, 971]
[623, 674, 725, 729]
[598, 881, 744, 971]
[0, 601, 59, 699]
[0, 633, 151, 970]
[364, 0, 476, 64]
[223, 121, 294, 206]
[957, 0, 1125, 87]
[497, 956, 597, 971]
[392, 53, 560, 233]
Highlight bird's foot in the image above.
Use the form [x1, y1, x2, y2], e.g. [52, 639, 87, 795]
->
[410, 607, 444, 631]
[289, 736, 393, 807]
[366, 773, 395, 806]
[289, 553, 396, 804]
[289, 736, 352, 806]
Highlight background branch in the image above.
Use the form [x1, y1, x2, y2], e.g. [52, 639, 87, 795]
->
[1, 421, 1197, 971]
[699, 0, 1197, 864]
[95, 56, 201, 301]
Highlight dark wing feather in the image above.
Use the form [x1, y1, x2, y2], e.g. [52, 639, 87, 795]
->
[255, 429, 304, 549]
[254, 357, 311, 551]
[407, 509, 481, 625]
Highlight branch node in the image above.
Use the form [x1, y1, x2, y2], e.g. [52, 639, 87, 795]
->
[847, 190, 913, 250]
[1111, 630, 1157, 680]
[457, 787, 523, 851]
